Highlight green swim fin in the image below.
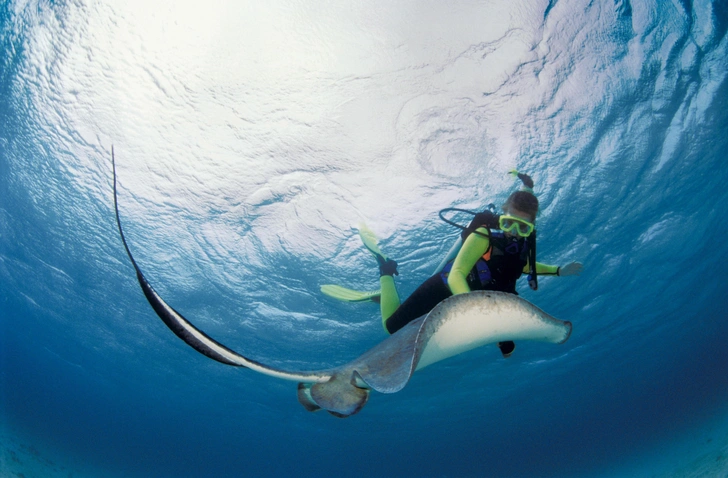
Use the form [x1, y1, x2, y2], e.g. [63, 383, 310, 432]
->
[358, 223, 387, 260]
[320, 284, 382, 303]
[358, 223, 399, 276]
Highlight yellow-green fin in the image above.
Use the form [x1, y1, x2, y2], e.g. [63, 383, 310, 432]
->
[358, 223, 387, 260]
[320, 284, 381, 303]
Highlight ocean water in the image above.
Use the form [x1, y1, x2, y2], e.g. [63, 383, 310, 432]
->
[1, 0, 727, 477]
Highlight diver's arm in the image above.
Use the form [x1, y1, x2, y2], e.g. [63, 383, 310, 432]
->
[526, 262, 559, 275]
[448, 227, 490, 295]
[523, 261, 583, 276]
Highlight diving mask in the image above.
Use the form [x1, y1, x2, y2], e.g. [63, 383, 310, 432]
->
[498, 215, 535, 237]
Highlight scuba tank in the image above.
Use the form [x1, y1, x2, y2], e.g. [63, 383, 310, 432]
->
[432, 236, 462, 275]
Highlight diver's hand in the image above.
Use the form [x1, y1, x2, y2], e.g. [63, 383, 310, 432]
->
[559, 262, 583, 276]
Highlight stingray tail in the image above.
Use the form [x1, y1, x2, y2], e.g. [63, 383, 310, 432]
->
[112, 147, 253, 367]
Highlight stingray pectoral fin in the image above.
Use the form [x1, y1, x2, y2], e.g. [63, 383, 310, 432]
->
[347, 317, 424, 393]
[309, 373, 370, 418]
[414, 291, 572, 371]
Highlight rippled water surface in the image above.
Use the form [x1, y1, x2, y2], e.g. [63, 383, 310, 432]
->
[2, 1, 727, 476]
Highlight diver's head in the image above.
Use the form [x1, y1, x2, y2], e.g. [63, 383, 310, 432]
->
[500, 171, 538, 238]
[502, 171, 538, 222]
[503, 190, 538, 223]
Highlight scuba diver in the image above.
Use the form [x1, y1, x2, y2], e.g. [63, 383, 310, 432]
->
[322, 171, 583, 357]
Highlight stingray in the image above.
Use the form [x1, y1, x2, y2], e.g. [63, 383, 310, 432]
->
[111, 149, 572, 417]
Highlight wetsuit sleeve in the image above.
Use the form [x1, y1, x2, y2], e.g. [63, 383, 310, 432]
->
[523, 261, 560, 275]
[448, 227, 490, 295]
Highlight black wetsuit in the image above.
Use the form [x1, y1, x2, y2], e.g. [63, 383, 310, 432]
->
[384, 211, 529, 334]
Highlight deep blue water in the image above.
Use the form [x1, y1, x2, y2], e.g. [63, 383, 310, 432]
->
[2, 1, 728, 477]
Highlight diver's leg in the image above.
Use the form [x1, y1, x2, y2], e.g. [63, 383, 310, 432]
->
[384, 274, 452, 334]
[379, 274, 400, 327]
[376, 256, 400, 331]
[357, 224, 402, 328]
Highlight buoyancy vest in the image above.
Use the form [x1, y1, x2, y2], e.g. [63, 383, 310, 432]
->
[440, 210, 530, 294]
